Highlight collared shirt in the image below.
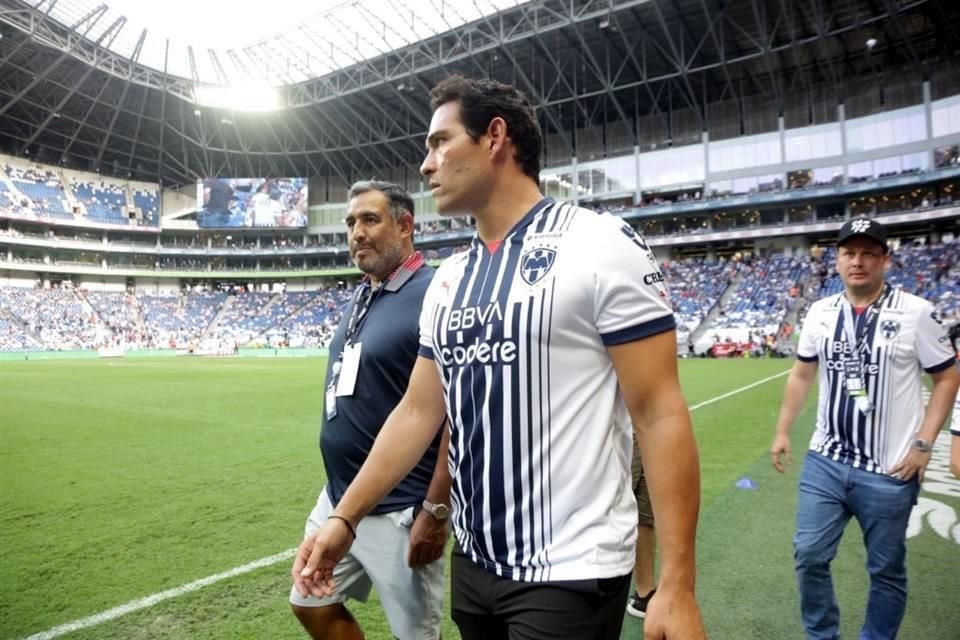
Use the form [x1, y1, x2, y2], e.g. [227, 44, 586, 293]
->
[320, 251, 438, 514]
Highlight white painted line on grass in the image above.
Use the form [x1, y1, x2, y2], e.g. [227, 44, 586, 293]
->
[688, 369, 791, 412]
[24, 549, 296, 640]
[26, 367, 792, 639]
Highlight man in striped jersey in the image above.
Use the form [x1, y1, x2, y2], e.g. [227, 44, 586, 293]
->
[299, 75, 706, 639]
[770, 217, 959, 640]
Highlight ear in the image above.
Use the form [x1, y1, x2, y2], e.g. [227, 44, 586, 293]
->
[397, 211, 415, 239]
[486, 116, 509, 158]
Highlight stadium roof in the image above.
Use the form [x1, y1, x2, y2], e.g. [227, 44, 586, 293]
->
[1, 0, 958, 187]
[15, 0, 521, 96]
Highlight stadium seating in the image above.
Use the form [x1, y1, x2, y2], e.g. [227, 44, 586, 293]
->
[132, 189, 160, 226]
[4, 165, 72, 219]
[0, 241, 956, 353]
[662, 257, 741, 343]
[71, 179, 129, 224]
[712, 256, 808, 333]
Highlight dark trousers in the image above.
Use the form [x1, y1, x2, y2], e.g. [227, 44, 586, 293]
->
[451, 548, 631, 640]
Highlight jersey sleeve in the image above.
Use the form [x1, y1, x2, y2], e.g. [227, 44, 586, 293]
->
[915, 303, 956, 373]
[417, 267, 442, 360]
[590, 215, 675, 346]
[795, 301, 821, 362]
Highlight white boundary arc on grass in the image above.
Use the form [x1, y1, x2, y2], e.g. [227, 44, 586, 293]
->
[24, 367, 792, 640]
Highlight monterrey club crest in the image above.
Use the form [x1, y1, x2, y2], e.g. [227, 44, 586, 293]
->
[520, 248, 557, 285]
[880, 319, 901, 340]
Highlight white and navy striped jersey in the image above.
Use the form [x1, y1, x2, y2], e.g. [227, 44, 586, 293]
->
[418, 198, 674, 582]
[797, 288, 956, 474]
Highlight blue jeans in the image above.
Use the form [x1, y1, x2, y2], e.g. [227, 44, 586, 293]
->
[793, 452, 919, 640]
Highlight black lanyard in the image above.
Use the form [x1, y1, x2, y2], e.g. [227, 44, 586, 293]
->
[343, 281, 383, 346]
[841, 284, 891, 362]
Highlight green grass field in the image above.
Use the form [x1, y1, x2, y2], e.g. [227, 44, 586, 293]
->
[1, 357, 958, 639]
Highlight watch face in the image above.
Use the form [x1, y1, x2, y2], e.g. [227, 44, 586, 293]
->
[433, 504, 450, 520]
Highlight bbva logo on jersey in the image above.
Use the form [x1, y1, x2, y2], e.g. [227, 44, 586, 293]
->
[520, 248, 557, 285]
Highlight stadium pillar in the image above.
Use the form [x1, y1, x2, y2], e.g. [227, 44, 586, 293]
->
[838, 102, 849, 196]
[701, 131, 710, 186]
[571, 155, 578, 205]
[778, 115, 786, 174]
[634, 145, 642, 206]
[923, 80, 934, 170]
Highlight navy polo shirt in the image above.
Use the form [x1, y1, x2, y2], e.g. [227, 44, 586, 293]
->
[320, 259, 440, 515]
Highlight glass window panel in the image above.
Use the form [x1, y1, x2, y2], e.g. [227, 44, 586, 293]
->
[932, 108, 950, 138]
[876, 121, 895, 149]
[848, 161, 872, 181]
[811, 166, 843, 185]
[638, 144, 704, 188]
[708, 179, 733, 196]
[846, 122, 863, 153]
[824, 127, 842, 156]
[908, 113, 927, 142]
[541, 170, 575, 200]
[902, 152, 928, 171]
[874, 156, 900, 175]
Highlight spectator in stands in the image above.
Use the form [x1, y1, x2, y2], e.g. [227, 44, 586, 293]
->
[297, 75, 704, 640]
[290, 180, 449, 640]
[770, 217, 959, 640]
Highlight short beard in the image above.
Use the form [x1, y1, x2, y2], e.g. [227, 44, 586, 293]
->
[357, 243, 407, 282]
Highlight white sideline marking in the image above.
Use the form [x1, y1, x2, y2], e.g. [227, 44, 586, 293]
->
[24, 549, 295, 640]
[26, 368, 792, 639]
[688, 369, 790, 412]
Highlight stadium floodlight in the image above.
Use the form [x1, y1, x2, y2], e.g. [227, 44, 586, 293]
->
[194, 84, 283, 112]
[866, 38, 877, 50]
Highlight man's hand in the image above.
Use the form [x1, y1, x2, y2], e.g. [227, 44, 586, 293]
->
[643, 586, 706, 639]
[407, 508, 448, 567]
[770, 433, 792, 473]
[293, 517, 356, 599]
[889, 447, 932, 483]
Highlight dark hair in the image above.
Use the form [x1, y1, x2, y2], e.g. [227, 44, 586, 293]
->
[347, 180, 415, 220]
[430, 75, 542, 183]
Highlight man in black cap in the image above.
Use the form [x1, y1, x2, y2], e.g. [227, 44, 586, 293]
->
[770, 216, 958, 639]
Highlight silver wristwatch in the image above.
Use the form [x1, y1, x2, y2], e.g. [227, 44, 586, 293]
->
[421, 499, 450, 522]
[912, 438, 933, 454]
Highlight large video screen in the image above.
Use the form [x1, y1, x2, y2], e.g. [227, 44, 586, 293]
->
[197, 178, 307, 228]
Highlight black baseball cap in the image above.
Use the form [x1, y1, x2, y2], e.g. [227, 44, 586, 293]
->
[837, 217, 888, 253]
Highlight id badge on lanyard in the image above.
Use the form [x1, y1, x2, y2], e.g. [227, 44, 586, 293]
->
[843, 357, 873, 414]
[326, 284, 374, 421]
[326, 341, 364, 419]
[841, 291, 886, 415]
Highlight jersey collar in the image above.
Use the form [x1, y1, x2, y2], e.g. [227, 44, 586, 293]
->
[362, 250, 425, 293]
[469, 197, 555, 251]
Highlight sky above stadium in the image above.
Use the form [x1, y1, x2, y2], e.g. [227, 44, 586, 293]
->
[28, 0, 521, 97]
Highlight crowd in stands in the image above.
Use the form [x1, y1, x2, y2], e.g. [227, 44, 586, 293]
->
[0, 283, 352, 353]
[713, 255, 807, 332]
[1, 237, 958, 354]
[662, 257, 741, 345]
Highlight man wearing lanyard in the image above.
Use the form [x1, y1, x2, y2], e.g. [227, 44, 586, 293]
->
[770, 217, 959, 640]
[290, 180, 450, 640]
